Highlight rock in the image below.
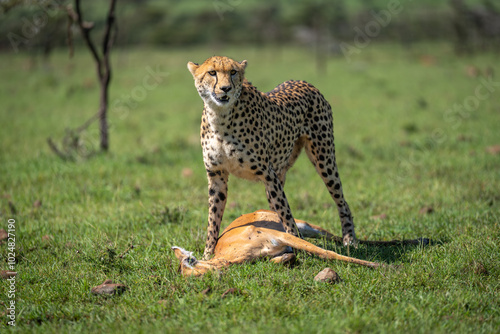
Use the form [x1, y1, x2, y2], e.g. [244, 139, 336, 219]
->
[370, 213, 388, 220]
[221, 288, 245, 298]
[0, 271, 17, 279]
[0, 229, 7, 242]
[182, 168, 193, 178]
[472, 262, 489, 276]
[314, 268, 342, 283]
[419, 206, 434, 215]
[486, 145, 500, 155]
[91, 279, 128, 295]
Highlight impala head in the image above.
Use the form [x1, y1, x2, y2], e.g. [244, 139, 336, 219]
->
[187, 56, 247, 108]
[171, 246, 218, 277]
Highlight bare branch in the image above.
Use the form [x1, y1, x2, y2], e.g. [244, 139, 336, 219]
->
[75, 112, 100, 133]
[49, 0, 117, 158]
[74, 0, 102, 79]
[65, 6, 75, 58]
[47, 138, 73, 161]
[102, 0, 118, 58]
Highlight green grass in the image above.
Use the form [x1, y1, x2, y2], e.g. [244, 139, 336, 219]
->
[1, 43, 499, 333]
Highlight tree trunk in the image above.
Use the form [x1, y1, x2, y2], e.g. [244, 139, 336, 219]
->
[99, 75, 110, 151]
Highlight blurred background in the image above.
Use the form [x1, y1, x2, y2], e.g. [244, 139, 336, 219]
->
[1, 0, 499, 59]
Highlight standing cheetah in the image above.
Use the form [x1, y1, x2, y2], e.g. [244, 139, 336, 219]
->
[187, 56, 356, 259]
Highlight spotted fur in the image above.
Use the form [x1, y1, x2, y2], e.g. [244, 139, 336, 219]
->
[187, 56, 356, 259]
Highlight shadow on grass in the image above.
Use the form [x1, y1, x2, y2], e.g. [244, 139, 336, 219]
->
[217, 215, 445, 267]
[317, 237, 445, 265]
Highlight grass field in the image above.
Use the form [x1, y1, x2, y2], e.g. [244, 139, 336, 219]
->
[0, 43, 499, 333]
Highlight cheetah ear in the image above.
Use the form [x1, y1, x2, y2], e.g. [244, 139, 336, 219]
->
[239, 60, 247, 71]
[187, 61, 199, 76]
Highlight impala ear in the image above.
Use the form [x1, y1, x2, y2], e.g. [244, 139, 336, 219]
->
[187, 61, 199, 76]
[172, 246, 192, 260]
[171, 246, 198, 267]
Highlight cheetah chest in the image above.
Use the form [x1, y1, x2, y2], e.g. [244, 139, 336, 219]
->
[202, 131, 261, 181]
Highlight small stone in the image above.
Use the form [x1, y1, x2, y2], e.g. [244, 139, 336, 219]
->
[314, 268, 342, 283]
[486, 145, 500, 155]
[370, 213, 388, 220]
[0, 229, 7, 241]
[419, 206, 434, 215]
[473, 262, 489, 276]
[0, 271, 17, 279]
[91, 279, 128, 295]
[182, 168, 193, 178]
[221, 288, 245, 298]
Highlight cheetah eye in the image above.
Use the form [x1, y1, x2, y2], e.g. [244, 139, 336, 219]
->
[208, 70, 216, 76]
[230, 70, 237, 75]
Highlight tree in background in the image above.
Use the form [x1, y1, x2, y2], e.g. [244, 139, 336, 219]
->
[48, 0, 117, 159]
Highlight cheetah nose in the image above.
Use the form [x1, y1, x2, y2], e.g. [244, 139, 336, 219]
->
[221, 86, 232, 93]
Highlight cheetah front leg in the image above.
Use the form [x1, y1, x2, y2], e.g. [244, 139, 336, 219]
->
[203, 169, 229, 259]
[262, 166, 300, 237]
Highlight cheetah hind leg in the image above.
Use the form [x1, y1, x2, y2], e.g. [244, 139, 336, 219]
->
[263, 166, 300, 238]
[303, 135, 358, 247]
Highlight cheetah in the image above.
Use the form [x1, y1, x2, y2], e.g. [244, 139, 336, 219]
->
[187, 56, 356, 259]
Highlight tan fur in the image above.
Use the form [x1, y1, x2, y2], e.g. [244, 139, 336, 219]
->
[172, 210, 381, 277]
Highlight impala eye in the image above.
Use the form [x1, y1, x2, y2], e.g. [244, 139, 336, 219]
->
[230, 70, 237, 75]
[208, 70, 216, 76]
[186, 257, 197, 266]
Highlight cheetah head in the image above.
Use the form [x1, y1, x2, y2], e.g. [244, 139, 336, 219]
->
[187, 56, 247, 108]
